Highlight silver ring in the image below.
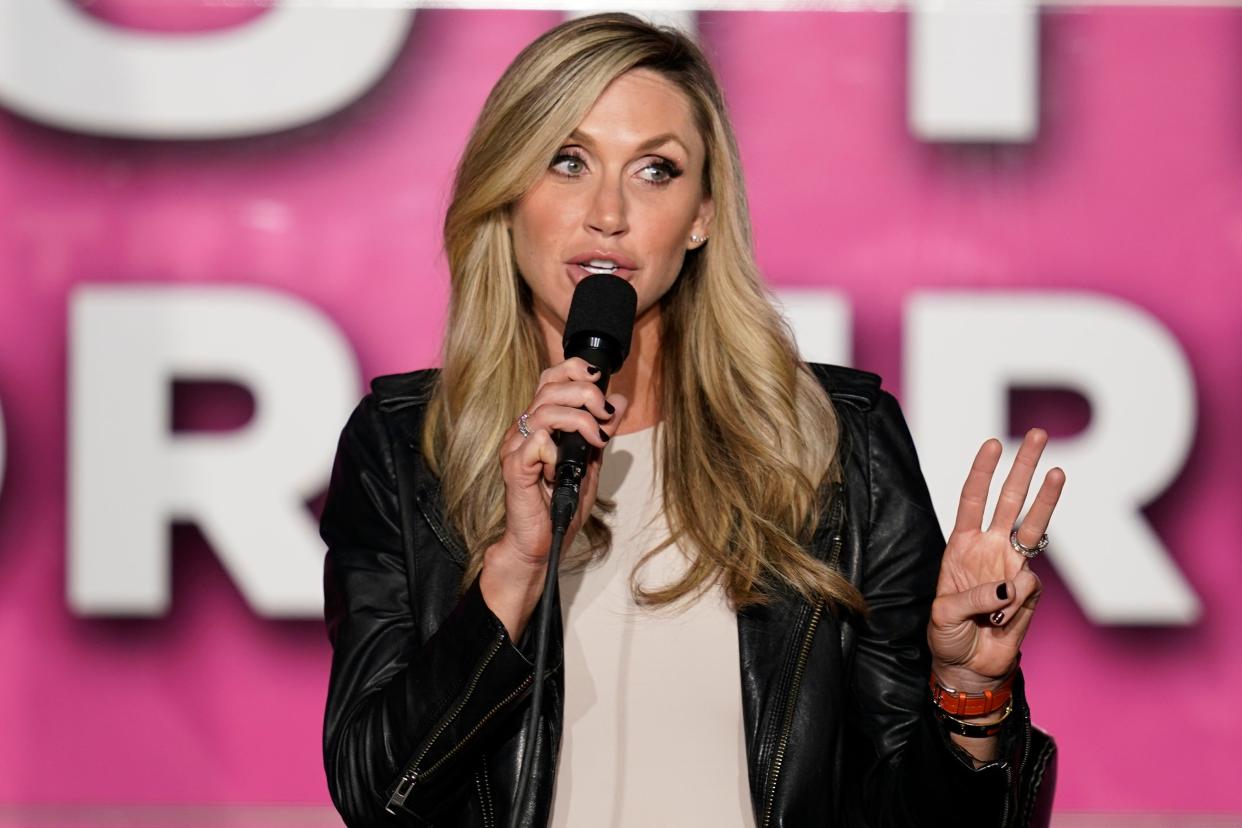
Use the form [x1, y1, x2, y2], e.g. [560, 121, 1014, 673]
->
[1009, 528, 1048, 559]
[517, 412, 532, 439]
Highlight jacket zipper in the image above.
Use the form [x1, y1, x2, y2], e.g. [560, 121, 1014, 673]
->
[386, 632, 506, 814]
[1021, 718, 1055, 826]
[416, 673, 534, 781]
[825, 486, 846, 571]
[760, 599, 825, 828]
[755, 486, 854, 824]
[1002, 700, 1033, 827]
[758, 487, 846, 827]
[476, 761, 497, 828]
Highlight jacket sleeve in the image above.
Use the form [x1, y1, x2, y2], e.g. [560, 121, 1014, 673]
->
[842, 389, 1037, 827]
[320, 393, 537, 826]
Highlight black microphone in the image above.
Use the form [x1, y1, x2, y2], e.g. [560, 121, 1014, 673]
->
[549, 273, 637, 533]
[507, 273, 636, 828]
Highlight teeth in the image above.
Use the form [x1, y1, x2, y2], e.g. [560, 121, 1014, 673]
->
[580, 259, 619, 275]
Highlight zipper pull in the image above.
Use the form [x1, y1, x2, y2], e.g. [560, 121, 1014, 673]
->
[385, 769, 418, 814]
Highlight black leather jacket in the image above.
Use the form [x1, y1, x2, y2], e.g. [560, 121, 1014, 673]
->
[321, 363, 1056, 827]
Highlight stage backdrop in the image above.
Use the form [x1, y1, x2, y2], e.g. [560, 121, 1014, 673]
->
[0, 2, 1238, 825]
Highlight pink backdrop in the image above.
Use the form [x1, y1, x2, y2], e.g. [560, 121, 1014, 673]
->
[1, 3, 1238, 821]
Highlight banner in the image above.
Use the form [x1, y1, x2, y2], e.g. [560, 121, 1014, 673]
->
[0, 3, 1235, 822]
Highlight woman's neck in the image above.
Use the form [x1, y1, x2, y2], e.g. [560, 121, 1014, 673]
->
[537, 303, 663, 436]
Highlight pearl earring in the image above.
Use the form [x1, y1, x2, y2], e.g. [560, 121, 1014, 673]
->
[690, 234, 704, 244]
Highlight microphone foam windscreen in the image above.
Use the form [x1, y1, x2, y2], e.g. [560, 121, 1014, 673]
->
[562, 274, 638, 363]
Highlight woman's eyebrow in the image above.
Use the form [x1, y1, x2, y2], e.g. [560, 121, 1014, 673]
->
[567, 128, 688, 155]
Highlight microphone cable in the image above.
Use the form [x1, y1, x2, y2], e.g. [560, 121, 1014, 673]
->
[506, 488, 576, 828]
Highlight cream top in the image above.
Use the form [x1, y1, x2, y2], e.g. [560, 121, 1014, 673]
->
[550, 425, 757, 827]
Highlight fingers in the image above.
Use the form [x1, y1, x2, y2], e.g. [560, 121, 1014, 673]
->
[933, 567, 1042, 633]
[528, 382, 614, 424]
[954, 439, 1002, 534]
[500, 392, 630, 484]
[932, 578, 1012, 628]
[509, 379, 614, 452]
[599, 393, 629, 438]
[991, 568, 1042, 629]
[520, 354, 626, 447]
[1015, 467, 1066, 548]
[501, 428, 559, 491]
[988, 428, 1049, 533]
[563, 393, 629, 529]
[536, 357, 603, 394]
[522, 404, 613, 450]
[522, 358, 615, 436]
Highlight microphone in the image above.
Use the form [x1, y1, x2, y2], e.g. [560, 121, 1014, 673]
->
[549, 273, 637, 533]
[507, 272, 636, 828]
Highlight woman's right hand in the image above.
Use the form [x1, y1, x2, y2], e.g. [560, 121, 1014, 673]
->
[479, 357, 628, 640]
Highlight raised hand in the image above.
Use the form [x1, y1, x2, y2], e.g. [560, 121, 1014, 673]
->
[928, 428, 1066, 692]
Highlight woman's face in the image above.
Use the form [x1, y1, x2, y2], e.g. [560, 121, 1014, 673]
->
[509, 68, 714, 342]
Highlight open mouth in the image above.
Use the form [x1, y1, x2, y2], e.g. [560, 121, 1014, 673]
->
[569, 259, 633, 281]
[580, 261, 619, 276]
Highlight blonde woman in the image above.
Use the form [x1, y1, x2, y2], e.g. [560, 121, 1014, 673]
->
[321, 13, 1065, 827]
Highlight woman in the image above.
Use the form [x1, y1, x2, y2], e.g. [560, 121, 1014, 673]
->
[321, 12, 1065, 827]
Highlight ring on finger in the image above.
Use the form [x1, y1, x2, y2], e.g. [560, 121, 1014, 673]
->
[517, 412, 532, 439]
[1009, 528, 1048, 559]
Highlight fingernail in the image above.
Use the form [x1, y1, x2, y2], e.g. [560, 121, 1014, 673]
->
[996, 583, 1009, 601]
[587, 364, 600, 375]
[604, 401, 615, 415]
[990, 610, 1005, 625]
[599, 428, 609, 443]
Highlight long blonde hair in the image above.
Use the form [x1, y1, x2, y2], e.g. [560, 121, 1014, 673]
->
[425, 13, 864, 613]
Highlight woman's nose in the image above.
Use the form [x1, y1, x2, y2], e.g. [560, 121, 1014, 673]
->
[584, 177, 628, 237]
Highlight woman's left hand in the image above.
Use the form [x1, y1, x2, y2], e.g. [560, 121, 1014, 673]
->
[928, 428, 1066, 691]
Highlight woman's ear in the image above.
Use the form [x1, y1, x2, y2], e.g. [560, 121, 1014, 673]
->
[690, 195, 714, 248]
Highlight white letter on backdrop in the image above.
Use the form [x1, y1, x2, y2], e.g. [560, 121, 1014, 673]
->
[776, 290, 852, 367]
[905, 292, 1200, 625]
[0, 4, 412, 139]
[69, 286, 360, 616]
[909, 0, 1037, 141]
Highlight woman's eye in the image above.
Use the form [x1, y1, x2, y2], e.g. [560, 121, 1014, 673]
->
[550, 153, 586, 176]
[639, 159, 681, 185]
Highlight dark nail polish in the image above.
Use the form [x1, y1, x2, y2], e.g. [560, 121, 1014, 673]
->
[587, 364, 600, 375]
[990, 610, 1005, 625]
[604, 401, 615, 415]
[996, 583, 1009, 601]
[599, 428, 610, 443]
